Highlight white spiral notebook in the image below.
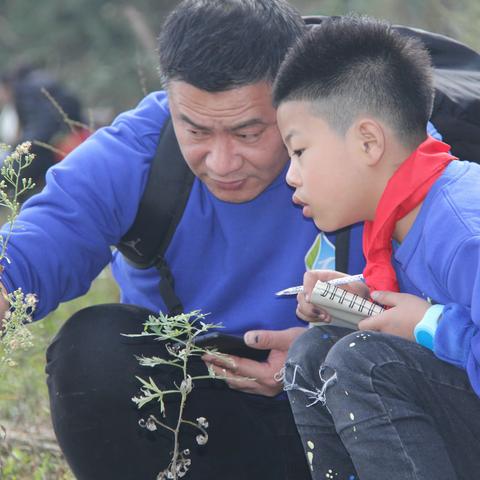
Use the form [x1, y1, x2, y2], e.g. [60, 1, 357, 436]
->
[310, 280, 384, 328]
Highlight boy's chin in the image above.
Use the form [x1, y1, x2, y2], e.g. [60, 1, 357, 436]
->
[313, 218, 347, 233]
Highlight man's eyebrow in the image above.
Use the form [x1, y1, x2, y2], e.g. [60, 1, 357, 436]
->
[179, 114, 211, 131]
[179, 114, 268, 132]
[230, 118, 267, 131]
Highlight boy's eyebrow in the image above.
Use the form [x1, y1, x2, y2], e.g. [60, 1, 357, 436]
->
[284, 131, 296, 147]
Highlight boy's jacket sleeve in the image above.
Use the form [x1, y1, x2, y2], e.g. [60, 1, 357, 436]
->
[434, 235, 480, 396]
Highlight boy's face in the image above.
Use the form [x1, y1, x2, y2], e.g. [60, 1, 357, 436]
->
[277, 100, 365, 232]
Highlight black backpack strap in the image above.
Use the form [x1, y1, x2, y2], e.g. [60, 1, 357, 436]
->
[335, 226, 351, 274]
[116, 117, 194, 316]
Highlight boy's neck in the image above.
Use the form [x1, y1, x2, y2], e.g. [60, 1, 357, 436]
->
[373, 138, 425, 243]
[392, 203, 422, 243]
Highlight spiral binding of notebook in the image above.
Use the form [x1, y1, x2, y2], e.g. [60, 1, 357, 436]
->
[309, 280, 384, 328]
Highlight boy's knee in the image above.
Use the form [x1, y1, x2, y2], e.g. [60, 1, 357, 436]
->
[286, 326, 342, 376]
[324, 330, 410, 379]
[285, 326, 353, 391]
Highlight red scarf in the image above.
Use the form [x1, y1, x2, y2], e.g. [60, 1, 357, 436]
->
[363, 136, 455, 293]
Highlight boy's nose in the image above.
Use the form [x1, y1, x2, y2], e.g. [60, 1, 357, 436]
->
[286, 161, 300, 188]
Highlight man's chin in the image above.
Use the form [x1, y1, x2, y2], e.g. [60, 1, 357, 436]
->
[206, 182, 265, 204]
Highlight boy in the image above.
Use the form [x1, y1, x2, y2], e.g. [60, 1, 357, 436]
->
[273, 15, 480, 480]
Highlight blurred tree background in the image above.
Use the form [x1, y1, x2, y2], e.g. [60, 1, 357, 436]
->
[1, 0, 479, 119]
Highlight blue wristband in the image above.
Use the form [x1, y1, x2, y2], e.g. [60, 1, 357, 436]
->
[414, 304, 444, 350]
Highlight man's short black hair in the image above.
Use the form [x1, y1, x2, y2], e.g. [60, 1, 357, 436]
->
[158, 0, 304, 92]
[273, 15, 434, 145]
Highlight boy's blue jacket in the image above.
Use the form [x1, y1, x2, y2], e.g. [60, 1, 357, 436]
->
[0, 92, 365, 334]
[393, 160, 480, 396]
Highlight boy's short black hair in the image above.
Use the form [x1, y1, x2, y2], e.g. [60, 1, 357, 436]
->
[158, 0, 305, 92]
[273, 15, 434, 145]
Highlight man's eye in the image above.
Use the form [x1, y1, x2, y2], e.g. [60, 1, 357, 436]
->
[188, 129, 208, 138]
[237, 132, 260, 142]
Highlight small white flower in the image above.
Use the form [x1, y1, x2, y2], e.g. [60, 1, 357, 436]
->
[196, 417, 209, 428]
[196, 434, 208, 445]
[25, 293, 37, 307]
[145, 417, 158, 431]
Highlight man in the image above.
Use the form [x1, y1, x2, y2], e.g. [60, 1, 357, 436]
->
[0, 1, 364, 479]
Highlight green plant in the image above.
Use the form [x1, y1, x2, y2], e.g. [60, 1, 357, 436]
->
[128, 310, 227, 480]
[0, 141, 37, 367]
[0, 141, 38, 476]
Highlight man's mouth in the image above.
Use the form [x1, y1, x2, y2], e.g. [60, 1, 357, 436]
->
[210, 178, 246, 191]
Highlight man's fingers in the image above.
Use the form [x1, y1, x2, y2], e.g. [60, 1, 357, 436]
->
[201, 352, 238, 370]
[206, 360, 281, 395]
[243, 327, 305, 350]
[203, 353, 264, 378]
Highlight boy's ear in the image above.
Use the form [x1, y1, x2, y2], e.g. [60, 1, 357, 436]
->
[352, 118, 385, 166]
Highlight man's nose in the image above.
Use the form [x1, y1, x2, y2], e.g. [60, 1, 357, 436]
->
[205, 137, 242, 176]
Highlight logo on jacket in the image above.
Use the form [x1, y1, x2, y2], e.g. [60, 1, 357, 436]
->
[305, 233, 335, 271]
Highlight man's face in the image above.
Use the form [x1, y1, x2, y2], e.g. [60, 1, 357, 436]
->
[277, 100, 364, 232]
[168, 81, 289, 203]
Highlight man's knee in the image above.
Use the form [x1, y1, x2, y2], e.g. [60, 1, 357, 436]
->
[46, 304, 157, 400]
[46, 303, 154, 361]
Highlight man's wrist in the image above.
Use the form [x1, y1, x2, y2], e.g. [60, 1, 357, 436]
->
[414, 304, 445, 350]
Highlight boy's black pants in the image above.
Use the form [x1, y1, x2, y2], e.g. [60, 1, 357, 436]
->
[46, 304, 310, 480]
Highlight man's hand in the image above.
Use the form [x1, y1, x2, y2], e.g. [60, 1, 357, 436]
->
[201, 327, 306, 396]
[296, 270, 369, 323]
[359, 291, 430, 340]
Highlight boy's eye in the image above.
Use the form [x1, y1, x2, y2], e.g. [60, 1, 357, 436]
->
[291, 149, 304, 158]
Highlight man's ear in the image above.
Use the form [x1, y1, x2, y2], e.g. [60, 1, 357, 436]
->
[352, 118, 385, 166]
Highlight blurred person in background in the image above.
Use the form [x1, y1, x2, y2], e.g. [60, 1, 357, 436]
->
[0, 63, 90, 197]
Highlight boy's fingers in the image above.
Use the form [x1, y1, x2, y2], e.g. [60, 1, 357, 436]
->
[296, 305, 331, 323]
[371, 290, 401, 307]
[358, 316, 381, 331]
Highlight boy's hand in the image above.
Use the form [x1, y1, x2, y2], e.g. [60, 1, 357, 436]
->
[202, 327, 306, 397]
[296, 270, 369, 323]
[359, 291, 430, 340]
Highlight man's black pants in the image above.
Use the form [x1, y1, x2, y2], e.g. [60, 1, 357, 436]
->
[46, 304, 310, 480]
